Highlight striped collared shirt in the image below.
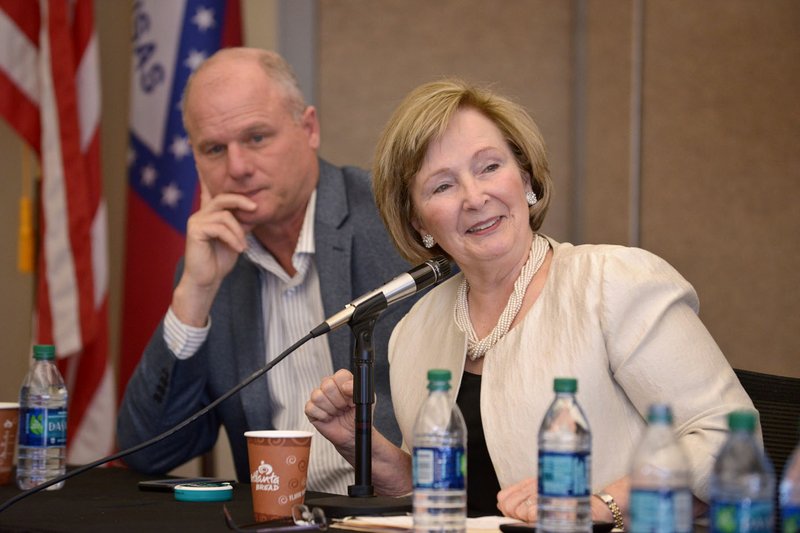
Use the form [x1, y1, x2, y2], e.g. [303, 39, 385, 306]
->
[164, 190, 353, 493]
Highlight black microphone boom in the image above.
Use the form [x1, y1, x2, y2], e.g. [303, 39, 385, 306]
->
[310, 256, 451, 338]
[0, 255, 451, 514]
[0, 332, 316, 514]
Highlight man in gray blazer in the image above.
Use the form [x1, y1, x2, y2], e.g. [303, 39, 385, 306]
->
[117, 48, 415, 494]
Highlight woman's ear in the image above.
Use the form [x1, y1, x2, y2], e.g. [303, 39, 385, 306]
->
[411, 214, 423, 235]
[521, 169, 533, 190]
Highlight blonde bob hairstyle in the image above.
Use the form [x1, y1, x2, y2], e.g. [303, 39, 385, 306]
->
[373, 79, 553, 265]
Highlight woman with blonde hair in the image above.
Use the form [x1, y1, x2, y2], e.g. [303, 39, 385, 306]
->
[306, 79, 754, 524]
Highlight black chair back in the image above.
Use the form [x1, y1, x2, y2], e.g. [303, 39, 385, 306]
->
[733, 368, 800, 530]
[733, 368, 800, 480]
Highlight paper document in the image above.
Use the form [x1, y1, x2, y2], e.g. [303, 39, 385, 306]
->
[331, 514, 521, 532]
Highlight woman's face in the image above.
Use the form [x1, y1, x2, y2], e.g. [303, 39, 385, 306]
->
[410, 107, 533, 271]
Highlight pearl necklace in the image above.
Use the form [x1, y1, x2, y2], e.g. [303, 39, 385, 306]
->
[454, 234, 549, 360]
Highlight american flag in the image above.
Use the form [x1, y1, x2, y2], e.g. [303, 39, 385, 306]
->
[0, 0, 113, 463]
[119, 0, 241, 400]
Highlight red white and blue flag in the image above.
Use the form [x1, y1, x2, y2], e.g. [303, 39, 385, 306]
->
[0, 0, 113, 463]
[120, 0, 241, 400]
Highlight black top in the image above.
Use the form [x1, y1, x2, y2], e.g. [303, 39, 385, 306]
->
[456, 371, 502, 516]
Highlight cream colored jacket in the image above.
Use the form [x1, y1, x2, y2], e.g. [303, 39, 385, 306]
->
[388, 238, 754, 501]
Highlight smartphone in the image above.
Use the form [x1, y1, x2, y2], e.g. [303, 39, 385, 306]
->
[138, 477, 237, 492]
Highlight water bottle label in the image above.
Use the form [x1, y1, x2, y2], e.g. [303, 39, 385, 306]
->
[413, 446, 466, 490]
[630, 487, 693, 533]
[782, 505, 800, 533]
[538, 450, 590, 497]
[710, 498, 773, 533]
[19, 407, 67, 447]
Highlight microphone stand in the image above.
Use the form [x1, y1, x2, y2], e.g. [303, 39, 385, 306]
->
[306, 293, 412, 517]
[348, 292, 383, 497]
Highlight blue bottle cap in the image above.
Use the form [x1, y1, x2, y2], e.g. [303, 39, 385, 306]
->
[647, 403, 673, 424]
[174, 481, 233, 502]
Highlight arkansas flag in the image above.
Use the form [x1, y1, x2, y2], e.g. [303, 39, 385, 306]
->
[119, 0, 241, 401]
[0, 0, 113, 463]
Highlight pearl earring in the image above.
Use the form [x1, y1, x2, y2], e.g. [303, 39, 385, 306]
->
[422, 234, 435, 249]
[526, 191, 538, 206]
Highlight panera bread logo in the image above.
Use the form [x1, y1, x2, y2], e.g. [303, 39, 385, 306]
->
[251, 460, 280, 491]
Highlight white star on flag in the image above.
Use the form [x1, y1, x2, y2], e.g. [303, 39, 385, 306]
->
[184, 49, 208, 72]
[161, 182, 183, 207]
[192, 7, 216, 31]
[141, 164, 157, 187]
[169, 135, 192, 160]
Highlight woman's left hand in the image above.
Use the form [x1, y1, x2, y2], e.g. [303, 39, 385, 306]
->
[497, 477, 537, 522]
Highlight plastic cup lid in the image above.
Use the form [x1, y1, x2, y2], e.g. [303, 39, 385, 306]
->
[174, 482, 233, 502]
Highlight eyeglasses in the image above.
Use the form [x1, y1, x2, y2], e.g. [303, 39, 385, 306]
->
[224, 504, 327, 532]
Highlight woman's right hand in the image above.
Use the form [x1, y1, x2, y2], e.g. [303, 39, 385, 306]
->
[306, 369, 413, 496]
[305, 369, 358, 461]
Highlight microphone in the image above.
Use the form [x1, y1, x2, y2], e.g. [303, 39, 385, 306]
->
[311, 256, 451, 337]
[0, 257, 451, 514]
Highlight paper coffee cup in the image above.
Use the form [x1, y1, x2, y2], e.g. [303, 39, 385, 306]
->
[245, 430, 312, 521]
[0, 403, 20, 485]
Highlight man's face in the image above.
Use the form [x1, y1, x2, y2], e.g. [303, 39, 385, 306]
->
[185, 59, 320, 233]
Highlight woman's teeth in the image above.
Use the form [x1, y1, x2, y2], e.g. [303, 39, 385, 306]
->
[468, 218, 498, 233]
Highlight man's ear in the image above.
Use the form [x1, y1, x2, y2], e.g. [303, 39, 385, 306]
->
[301, 105, 321, 150]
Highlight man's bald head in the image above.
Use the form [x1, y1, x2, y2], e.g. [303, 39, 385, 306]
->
[182, 47, 306, 136]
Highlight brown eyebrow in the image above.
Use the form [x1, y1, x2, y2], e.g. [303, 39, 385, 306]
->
[421, 146, 503, 181]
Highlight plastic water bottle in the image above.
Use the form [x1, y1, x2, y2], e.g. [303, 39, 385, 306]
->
[629, 404, 693, 533]
[710, 410, 775, 533]
[17, 344, 68, 490]
[537, 377, 591, 533]
[412, 369, 467, 533]
[781, 427, 800, 533]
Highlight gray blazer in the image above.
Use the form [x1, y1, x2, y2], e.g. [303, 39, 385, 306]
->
[117, 159, 416, 482]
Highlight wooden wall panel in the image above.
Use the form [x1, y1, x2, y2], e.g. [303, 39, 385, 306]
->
[317, 0, 575, 241]
[318, 0, 800, 376]
[640, 0, 800, 375]
[0, 121, 35, 398]
[583, 0, 634, 246]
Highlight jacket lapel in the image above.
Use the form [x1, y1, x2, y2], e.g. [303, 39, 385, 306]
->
[314, 159, 354, 371]
[229, 258, 273, 432]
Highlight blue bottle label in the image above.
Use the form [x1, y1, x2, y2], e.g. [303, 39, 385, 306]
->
[538, 450, 590, 497]
[710, 498, 773, 533]
[630, 487, 693, 533]
[783, 504, 800, 533]
[19, 407, 67, 447]
[413, 446, 466, 490]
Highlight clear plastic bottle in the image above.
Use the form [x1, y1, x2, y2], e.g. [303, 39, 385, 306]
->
[17, 344, 68, 490]
[629, 403, 693, 533]
[537, 377, 592, 533]
[781, 426, 800, 533]
[710, 410, 774, 533]
[412, 369, 467, 533]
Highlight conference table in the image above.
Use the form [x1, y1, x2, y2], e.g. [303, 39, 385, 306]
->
[0, 466, 378, 532]
[0, 467, 713, 532]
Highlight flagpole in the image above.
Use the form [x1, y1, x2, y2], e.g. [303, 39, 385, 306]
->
[18, 140, 35, 274]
